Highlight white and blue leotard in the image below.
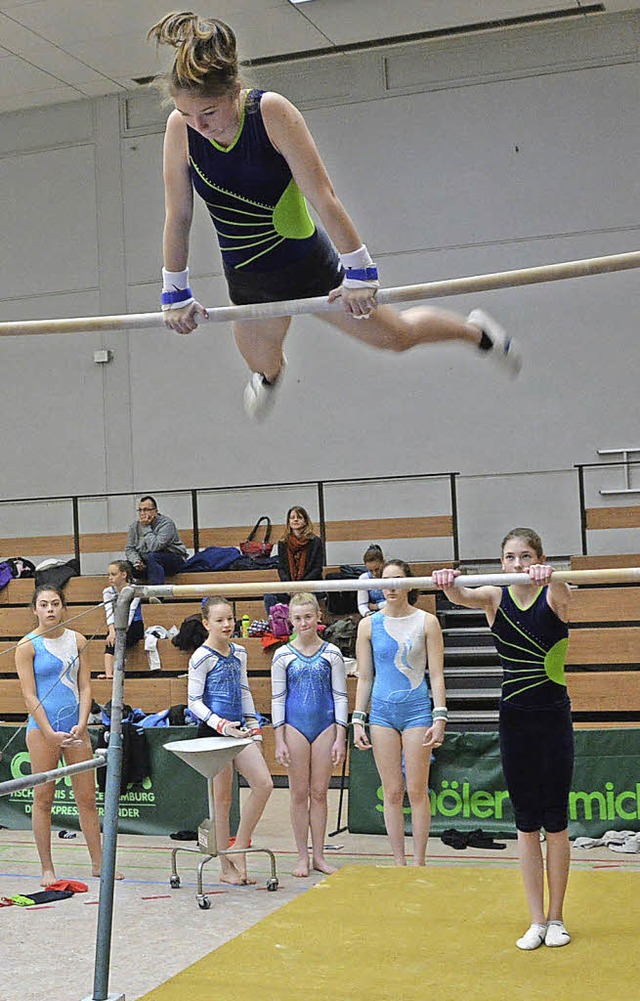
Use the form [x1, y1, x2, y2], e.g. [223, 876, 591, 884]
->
[271, 641, 348, 743]
[369, 609, 432, 731]
[26, 630, 81, 733]
[188, 642, 258, 731]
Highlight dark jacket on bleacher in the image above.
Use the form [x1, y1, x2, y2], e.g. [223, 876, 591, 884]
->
[277, 535, 324, 583]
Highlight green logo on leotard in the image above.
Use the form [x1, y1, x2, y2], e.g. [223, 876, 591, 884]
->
[190, 158, 315, 268]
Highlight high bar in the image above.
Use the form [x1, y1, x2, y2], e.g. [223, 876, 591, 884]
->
[0, 751, 107, 797]
[1, 250, 638, 337]
[133, 566, 640, 601]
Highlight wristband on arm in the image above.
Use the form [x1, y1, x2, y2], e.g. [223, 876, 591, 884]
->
[161, 267, 195, 310]
[339, 245, 380, 290]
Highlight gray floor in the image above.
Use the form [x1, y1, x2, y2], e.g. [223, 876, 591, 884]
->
[1, 790, 636, 1001]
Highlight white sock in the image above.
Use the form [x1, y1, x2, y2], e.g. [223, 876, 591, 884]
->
[516, 923, 547, 950]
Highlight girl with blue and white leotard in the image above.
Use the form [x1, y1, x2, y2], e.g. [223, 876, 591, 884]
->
[353, 560, 447, 867]
[188, 596, 273, 885]
[433, 528, 574, 952]
[357, 544, 386, 617]
[15, 585, 117, 888]
[271, 592, 347, 877]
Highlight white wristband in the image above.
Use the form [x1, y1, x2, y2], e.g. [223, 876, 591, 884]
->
[162, 267, 190, 290]
[339, 244, 373, 270]
[162, 267, 195, 311]
[339, 245, 380, 289]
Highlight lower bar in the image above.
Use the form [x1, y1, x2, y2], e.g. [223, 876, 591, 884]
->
[135, 566, 640, 601]
[0, 753, 106, 797]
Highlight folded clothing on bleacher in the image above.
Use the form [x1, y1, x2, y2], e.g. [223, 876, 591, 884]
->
[182, 546, 241, 572]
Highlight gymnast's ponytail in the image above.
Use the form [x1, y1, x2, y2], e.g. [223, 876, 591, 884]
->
[148, 10, 239, 96]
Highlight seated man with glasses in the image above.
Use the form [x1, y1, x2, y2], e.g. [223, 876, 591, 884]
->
[125, 496, 188, 584]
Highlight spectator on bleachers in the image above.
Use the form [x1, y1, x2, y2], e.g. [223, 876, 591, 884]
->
[125, 495, 188, 584]
[264, 506, 324, 614]
[99, 560, 144, 679]
[357, 544, 386, 617]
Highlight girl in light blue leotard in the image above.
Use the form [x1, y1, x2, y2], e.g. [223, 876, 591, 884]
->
[353, 560, 447, 867]
[15, 585, 115, 887]
[271, 592, 348, 877]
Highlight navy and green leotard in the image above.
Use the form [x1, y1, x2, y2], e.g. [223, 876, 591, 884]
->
[491, 585, 574, 833]
[188, 89, 321, 273]
[491, 584, 569, 709]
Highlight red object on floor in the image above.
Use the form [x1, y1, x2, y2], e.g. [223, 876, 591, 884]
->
[228, 837, 252, 847]
[47, 879, 88, 893]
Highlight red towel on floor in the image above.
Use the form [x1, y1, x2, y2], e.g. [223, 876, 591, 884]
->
[47, 879, 88, 893]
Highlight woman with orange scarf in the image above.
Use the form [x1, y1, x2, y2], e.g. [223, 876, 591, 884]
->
[264, 507, 324, 614]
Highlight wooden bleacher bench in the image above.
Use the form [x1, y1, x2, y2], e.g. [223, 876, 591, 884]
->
[575, 500, 640, 569]
[0, 512, 460, 776]
[563, 578, 640, 724]
[570, 553, 640, 571]
[1, 512, 632, 729]
[0, 513, 455, 563]
[583, 505, 640, 532]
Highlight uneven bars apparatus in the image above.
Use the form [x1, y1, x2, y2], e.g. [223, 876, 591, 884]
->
[137, 566, 640, 600]
[0, 752, 106, 797]
[1, 250, 639, 336]
[91, 563, 639, 999]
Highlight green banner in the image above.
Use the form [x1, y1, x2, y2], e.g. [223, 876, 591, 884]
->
[348, 728, 640, 838]
[0, 726, 239, 836]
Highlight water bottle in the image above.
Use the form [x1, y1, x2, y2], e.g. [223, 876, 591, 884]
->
[241, 614, 251, 638]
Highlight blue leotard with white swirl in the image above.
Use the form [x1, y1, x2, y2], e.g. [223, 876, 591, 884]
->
[26, 630, 80, 733]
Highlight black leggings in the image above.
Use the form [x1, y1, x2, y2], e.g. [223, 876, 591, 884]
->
[499, 700, 574, 833]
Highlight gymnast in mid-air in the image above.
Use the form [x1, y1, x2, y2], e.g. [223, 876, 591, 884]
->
[149, 11, 521, 420]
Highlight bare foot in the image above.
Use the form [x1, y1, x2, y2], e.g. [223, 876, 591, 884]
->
[220, 861, 246, 885]
[239, 872, 257, 885]
[410, 860, 426, 867]
[92, 866, 124, 880]
[292, 858, 310, 878]
[41, 869, 56, 887]
[313, 858, 337, 875]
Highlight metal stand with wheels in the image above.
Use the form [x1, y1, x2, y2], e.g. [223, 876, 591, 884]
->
[164, 736, 279, 909]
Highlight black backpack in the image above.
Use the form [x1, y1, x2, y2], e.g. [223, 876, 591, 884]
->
[324, 564, 365, 615]
[172, 614, 208, 652]
[96, 723, 150, 795]
[6, 557, 36, 578]
[34, 558, 80, 589]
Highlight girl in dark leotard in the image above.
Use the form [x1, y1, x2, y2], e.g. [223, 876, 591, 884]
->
[149, 11, 521, 421]
[433, 528, 574, 951]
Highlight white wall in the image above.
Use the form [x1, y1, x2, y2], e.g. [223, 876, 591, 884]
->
[0, 12, 638, 559]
